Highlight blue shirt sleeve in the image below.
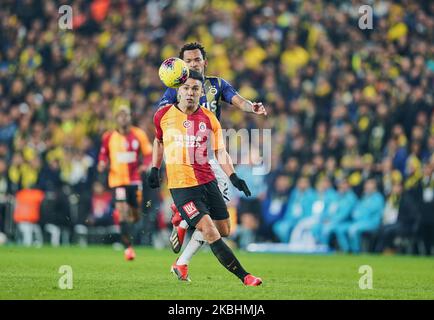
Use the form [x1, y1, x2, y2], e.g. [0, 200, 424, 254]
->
[220, 78, 238, 104]
[157, 88, 177, 108]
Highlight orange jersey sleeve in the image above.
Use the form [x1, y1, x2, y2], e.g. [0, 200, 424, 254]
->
[153, 104, 172, 141]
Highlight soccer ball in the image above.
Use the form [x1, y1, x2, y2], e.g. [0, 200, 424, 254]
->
[158, 57, 189, 88]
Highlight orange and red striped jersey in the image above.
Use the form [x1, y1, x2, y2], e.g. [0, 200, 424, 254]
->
[98, 126, 152, 188]
[154, 104, 225, 189]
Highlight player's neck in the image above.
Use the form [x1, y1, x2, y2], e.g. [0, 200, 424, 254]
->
[117, 125, 130, 135]
[177, 103, 199, 115]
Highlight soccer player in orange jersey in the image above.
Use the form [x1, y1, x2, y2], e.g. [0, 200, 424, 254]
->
[159, 43, 267, 270]
[98, 105, 152, 261]
[148, 70, 262, 286]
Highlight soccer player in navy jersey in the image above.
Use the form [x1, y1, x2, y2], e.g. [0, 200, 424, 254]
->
[158, 42, 267, 281]
[158, 42, 267, 119]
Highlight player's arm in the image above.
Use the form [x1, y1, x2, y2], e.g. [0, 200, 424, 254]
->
[97, 132, 111, 172]
[148, 109, 166, 188]
[157, 87, 177, 108]
[152, 138, 164, 169]
[148, 138, 164, 189]
[215, 148, 235, 178]
[211, 114, 251, 197]
[219, 78, 267, 115]
[231, 94, 267, 115]
[214, 148, 251, 197]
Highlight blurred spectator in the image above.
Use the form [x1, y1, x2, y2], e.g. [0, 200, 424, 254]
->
[8, 153, 41, 193]
[273, 177, 315, 243]
[0, 111, 17, 145]
[380, 157, 403, 197]
[38, 157, 72, 246]
[74, 181, 119, 246]
[313, 178, 358, 248]
[373, 181, 419, 254]
[261, 174, 291, 241]
[417, 162, 434, 255]
[13, 188, 44, 246]
[333, 179, 385, 253]
[232, 152, 267, 249]
[0, 158, 10, 237]
[87, 181, 114, 227]
[289, 177, 337, 248]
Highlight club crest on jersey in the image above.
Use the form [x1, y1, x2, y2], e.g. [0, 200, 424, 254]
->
[132, 139, 139, 150]
[199, 122, 207, 132]
[182, 201, 199, 219]
[183, 120, 191, 128]
[209, 87, 217, 95]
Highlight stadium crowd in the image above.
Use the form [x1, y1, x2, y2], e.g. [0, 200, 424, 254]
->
[0, 0, 433, 254]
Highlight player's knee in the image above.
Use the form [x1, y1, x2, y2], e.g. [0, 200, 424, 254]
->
[129, 208, 140, 223]
[201, 227, 220, 243]
[219, 226, 230, 237]
[196, 216, 220, 243]
[215, 221, 231, 237]
[116, 202, 129, 221]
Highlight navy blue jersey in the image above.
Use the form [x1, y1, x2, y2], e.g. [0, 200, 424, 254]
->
[157, 76, 238, 120]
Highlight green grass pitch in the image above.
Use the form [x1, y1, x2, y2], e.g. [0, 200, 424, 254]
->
[0, 246, 433, 300]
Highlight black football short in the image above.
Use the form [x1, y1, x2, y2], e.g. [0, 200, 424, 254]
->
[112, 185, 142, 209]
[170, 179, 229, 227]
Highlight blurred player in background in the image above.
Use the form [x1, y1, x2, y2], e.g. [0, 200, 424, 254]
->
[158, 42, 267, 274]
[98, 105, 152, 260]
[149, 70, 262, 285]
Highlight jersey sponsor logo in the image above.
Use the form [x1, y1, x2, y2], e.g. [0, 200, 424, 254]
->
[173, 135, 204, 148]
[183, 120, 191, 128]
[199, 122, 207, 132]
[201, 101, 218, 113]
[116, 151, 137, 163]
[182, 201, 200, 219]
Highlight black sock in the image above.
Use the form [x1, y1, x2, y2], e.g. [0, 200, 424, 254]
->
[210, 238, 249, 281]
[120, 221, 132, 248]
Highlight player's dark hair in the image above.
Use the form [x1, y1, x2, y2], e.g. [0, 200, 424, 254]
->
[188, 69, 204, 83]
[179, 42, 207, 60]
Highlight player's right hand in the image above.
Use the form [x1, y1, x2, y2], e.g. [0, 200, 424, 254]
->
[252, 102, 267, 116]
[148, 167, 161, 188]
[229, 173, 251, 197]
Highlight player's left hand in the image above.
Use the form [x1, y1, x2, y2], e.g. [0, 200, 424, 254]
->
[148, 167, 160, 189]
[229, 173, 252, 197]
[252, 102, 267, 116]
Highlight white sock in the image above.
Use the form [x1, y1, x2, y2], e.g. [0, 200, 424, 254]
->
[179, 220, 189, 229]
[177, 229, 204, 265]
